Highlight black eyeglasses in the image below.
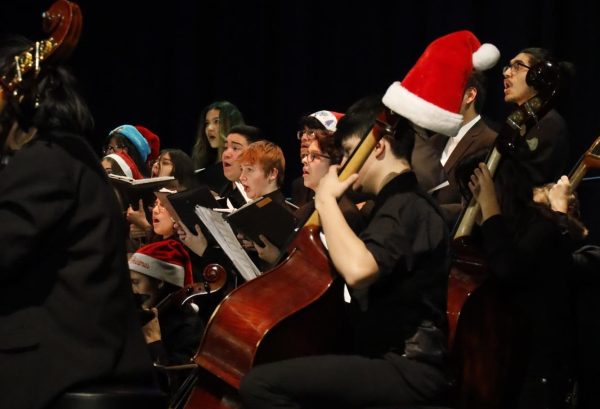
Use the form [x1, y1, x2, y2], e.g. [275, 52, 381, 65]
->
[296, 129, 318, 140]
[103, 144, 125, 155]
[301, 152, 331, 163]
[502, 61, 531, 75]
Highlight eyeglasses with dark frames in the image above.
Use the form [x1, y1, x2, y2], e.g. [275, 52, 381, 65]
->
[301, 152, 331, 163]
[502, 61, 531, 75]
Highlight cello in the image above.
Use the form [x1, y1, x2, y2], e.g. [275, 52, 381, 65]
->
[177, 109, 400, 409]
[447, 61, 564, 408]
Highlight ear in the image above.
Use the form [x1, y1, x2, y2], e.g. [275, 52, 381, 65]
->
[463, 87, 477, 105]
[374, 139, 387, 158]
[268, 168, 279, 183]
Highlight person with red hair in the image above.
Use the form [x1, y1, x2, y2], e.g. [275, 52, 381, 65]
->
[236, 140, 296, 266]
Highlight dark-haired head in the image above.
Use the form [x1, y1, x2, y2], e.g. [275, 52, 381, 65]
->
[228, 124, 263, 145]
[334, 95, 383, 162]
[192, 100, 245, 168]
[465, 70, 488, 114]
[157, 148, 197, 190]
[519, 47, 575, 93]
[384, 115, 416, 162]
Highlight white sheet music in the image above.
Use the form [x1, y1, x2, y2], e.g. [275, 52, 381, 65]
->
[194, 205, 261, 281]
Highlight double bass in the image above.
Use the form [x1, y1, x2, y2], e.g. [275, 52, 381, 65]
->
[176, 110, 400, 409]
[447, 61, 564, 408]
[448, 134, 600, 409]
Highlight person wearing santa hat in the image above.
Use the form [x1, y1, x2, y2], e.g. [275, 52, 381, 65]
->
[101, 150, 144, 179]
[291, 110, 344, 207]
[129, 239, 202, 395]
[135, 124, 161, 168]
[106, 124, 152, 177]
[411, 69, 498, 227]
[240, 30, 500, 409]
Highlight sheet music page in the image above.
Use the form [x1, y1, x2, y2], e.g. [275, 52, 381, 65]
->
[194, 205, 261, 281]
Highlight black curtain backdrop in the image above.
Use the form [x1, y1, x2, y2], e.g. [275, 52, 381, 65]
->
[2, 0, 599, 239]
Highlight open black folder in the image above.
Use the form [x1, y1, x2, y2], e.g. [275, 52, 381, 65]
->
[225, 195, 297, 249]
[108, 174, 175, 210]
[154, 186, 229, 244]
[155, 185, 223, 239]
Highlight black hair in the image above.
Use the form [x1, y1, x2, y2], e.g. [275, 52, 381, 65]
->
[519, 47, 575, 94]
[334, 95, 383, 147]
[466, 70, 488, 114]
[159, 148, 197, 190]
[228, 124, 263, 144]
[384, 114, 416, 162]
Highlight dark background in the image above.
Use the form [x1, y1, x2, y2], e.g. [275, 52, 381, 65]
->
[2, 0, 599, 240]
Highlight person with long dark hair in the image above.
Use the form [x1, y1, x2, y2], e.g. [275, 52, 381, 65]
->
[0, 34, 154, 408]
[190, 100, 245, 169]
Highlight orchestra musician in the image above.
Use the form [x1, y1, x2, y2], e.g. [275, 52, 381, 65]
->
[463, 155, 577, 408]
[0, 30, 154, 409]
[239, 30, 500, 409]
[129, 240, 202, 396]
[502, 47, 574, 185]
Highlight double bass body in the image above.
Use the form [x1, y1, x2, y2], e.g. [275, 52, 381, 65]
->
[184, 226, 348, 408]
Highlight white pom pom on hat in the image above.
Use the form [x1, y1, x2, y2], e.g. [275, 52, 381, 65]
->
[382, 30, 500, 136]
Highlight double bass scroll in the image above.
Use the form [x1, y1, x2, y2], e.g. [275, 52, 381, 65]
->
[0, 0, 82, 110]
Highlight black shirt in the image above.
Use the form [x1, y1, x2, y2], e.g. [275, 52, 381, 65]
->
[349, 172, 450, 366]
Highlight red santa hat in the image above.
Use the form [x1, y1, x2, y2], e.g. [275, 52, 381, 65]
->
[309, 110, 344, 132]
[128, 239, 194, 287]
[105, 151, 144, 179]
[135, 125, 160, 163]
[382, 30, 500, 136]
